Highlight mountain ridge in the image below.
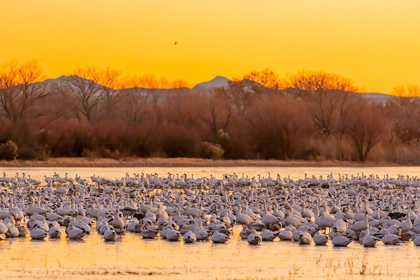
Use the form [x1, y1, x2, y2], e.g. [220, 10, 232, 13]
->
[29, 75, 399, 102]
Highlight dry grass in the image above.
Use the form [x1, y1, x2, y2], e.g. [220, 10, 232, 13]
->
[306, 253, 420, 280]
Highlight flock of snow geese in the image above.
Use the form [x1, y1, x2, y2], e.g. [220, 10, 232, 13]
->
[1, 171, 420, 248]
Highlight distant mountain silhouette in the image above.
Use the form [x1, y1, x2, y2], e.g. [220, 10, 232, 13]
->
[361, 92, 395, 102]
[30, 75, 401, 103]
[193, 76, 230, 90]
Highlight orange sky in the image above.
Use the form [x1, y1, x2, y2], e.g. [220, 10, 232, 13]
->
[1, 0, 420, 93]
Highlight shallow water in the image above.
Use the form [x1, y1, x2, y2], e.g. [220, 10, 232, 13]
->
[1, 226, 420, 280]
[3, 166, 420, 181]
[2, 166, 420, 279]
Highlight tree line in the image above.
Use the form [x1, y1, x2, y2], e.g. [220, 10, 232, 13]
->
[0, 59, 419, 163]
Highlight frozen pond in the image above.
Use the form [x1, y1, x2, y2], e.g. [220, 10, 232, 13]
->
[1, 166, 420, 279]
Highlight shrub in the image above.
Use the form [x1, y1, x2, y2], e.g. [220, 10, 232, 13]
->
[82, 148, 99, 159]
[196, 141, 224, 159]
[101, 148, 122, 160]
[0, 140, 18, 160]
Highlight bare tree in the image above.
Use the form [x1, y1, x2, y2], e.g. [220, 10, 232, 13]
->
[287, 70, 359, 136]
[215, 80, 265, 119]
[65, 71, 104, 122]
[347, 101, 385, 162]
[33, 87, 74, 124]
[286, 70, 358, 96]
[387, 85, 420, 144]
[337, 91, 360, 136]
[121, 88, 150, 123]
[198, 91, 236, 138]
[123, 74, 168, 104]
[98, 67, 124, 112]
[246, 95, 307, 159]
[170, 79, 190, 89]
[237, 68, 283, 90]
[391, 85, 420, 116]
[0, 60, 47, 122]
[73, 66, 128, 120]
[119, 74, 185, 124]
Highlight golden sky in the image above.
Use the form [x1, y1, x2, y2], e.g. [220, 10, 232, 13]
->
[1, 0, 420, 93]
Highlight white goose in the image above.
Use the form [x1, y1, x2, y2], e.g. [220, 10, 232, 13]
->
[297, 226, 313, 245]
[260, 230, 277, 241]
[183, 231, 197, 243]
[313, 233, 328, 246]
[247, 233, 262, 245]
[332, 235, 352, 247]
[103, 229, 117, 241]
[381, 233, 403, 245]
[211, 232, 228, 244]
[30, 226, 48, 240]
[67, 226, 86, 240]
[362, 228, 378, 247]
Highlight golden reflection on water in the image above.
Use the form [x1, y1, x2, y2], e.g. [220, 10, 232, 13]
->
[1, 225, 420, 279]
[1, 167, 420, 279]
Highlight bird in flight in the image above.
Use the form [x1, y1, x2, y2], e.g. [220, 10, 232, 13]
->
[174, 41, 178, 45]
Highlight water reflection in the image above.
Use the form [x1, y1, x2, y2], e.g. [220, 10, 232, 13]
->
[1, 167, 420, 279]
[1, 226, 419, 279]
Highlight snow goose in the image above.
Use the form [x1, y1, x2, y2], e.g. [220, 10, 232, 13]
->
[30, 226, 48, 240]
[193, 222, 210, 241]
[349, 212, 369, 233]
[0, 223, 8, 235]
[103, 229, 117, 241]
[211, 232, 229, 244]
[313, 233, 328, 245]
[67, 226, 86, 240]
[362, 228, 378, 247]
[260, 230, 277, 241]
[413, 235, 420, 246]
[297, 226, 313, 245]
[240, 228, 257, 240]
[278, 229, 293, 241]
[166, 228, 181, 241]
[381, 233, 403, 245]
[111, 211, 125, 234]
[400, 213, 412, 233]
[332, 235, 352, 247]
[247, 233, 262, 245]
[141, 226, 158, 239]
[48, 226, 62, 239]
[183, 231, 197, 243]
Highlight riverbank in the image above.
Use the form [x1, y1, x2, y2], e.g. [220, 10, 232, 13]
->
[0, 157, 408, 168]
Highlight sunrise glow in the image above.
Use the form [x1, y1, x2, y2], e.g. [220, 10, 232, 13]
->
[1, 0, 420, 92]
